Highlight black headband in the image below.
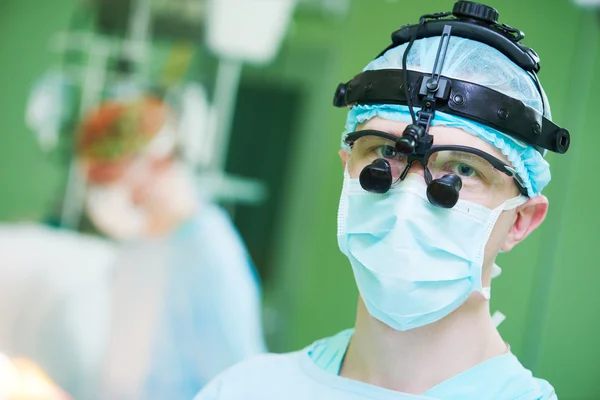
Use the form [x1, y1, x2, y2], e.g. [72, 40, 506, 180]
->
[333, 69, 570, 154]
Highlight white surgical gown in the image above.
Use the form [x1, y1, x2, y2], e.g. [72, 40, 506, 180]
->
[194, 329, 556, 400]
[0, 223, 117, 398]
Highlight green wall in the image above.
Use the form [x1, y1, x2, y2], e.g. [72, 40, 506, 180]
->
[0, 0, 79, 221]
[532, 12, 600, 398]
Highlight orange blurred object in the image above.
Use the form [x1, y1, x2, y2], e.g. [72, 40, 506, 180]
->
[0, 355, 72, 400]
[76, 96, 170, 184]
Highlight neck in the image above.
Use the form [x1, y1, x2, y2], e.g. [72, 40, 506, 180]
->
[340, 297, 507, 394]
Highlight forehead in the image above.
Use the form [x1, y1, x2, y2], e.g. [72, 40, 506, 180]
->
[358, 117, 509, 164]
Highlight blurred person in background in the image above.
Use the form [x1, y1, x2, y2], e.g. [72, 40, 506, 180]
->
[75, 94, 267, 400]
[193, 2, 570, 399]
[0, 91, 267, 399]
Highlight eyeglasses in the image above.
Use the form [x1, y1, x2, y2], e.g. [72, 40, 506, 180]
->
[344, 129, 527, 201]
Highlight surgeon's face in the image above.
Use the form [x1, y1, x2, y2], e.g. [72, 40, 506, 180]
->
[340, 117, 548, 281]
[80, 154, 197, 240]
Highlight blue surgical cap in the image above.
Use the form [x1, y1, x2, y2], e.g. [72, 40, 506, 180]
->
[342, 37, 552, 196]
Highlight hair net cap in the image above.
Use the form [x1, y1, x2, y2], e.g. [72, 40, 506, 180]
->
[342, 37, 552, 196]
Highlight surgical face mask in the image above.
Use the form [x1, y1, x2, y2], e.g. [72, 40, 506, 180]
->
[86, 183, 147, 241]
[85, 162, 198, 241]
[337, 172, 526, 331]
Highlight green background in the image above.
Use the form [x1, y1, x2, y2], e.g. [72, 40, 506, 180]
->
[1, 0, 598, 398]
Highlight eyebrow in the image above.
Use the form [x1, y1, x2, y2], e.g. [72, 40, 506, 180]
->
[441, 150, 483, 161]
[370, 128, 404, 137]
[357, 122, 405, 137]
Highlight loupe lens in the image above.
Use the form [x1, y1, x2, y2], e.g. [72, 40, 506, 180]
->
[427, 174, 462, 208]
[359, 158, 393, 194]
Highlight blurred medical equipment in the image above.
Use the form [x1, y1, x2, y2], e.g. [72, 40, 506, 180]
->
[196, 0, 297, 208]
[206, 0, 297, 64]
[333, 1, 571, 207]
[27, 0, 301, 229]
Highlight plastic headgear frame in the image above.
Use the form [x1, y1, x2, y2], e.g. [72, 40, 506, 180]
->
[333, 1, 571, 155]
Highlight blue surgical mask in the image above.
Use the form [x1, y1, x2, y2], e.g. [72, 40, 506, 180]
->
[337, 172, 526, 331]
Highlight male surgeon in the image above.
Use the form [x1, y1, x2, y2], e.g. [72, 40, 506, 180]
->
[193, 2, 570, 399]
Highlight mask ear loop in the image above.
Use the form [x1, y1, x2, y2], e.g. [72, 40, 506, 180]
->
[477, 196, 526, 302]
[489, 262, 506, 327]
[503, 194, 529, 211]
[480, 287, 492, 300]
[491, 311, 506, 328]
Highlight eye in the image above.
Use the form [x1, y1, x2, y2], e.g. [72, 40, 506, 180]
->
[377, 145, 400, 159]
[450, 162, 477, 177]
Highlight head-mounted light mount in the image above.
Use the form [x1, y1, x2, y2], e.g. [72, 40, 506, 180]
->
[333, 1, 571, 156]
[334, 69, 570, 154]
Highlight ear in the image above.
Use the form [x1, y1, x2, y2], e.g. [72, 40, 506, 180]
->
[502, 195, 549, 252]
[339, 149, 348, 169]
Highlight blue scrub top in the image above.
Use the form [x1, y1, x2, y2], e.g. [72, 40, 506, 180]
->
[194, 329, 557, 400]
[142, 203, 267, 399]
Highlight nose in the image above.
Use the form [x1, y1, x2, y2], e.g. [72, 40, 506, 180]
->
[398, 160, 428, 182]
